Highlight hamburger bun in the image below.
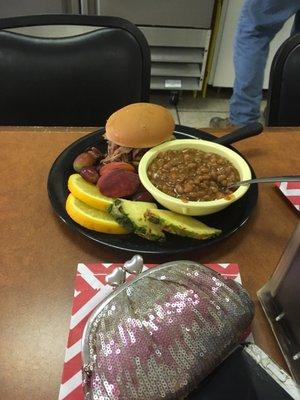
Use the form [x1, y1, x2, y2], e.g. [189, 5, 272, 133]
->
[105, 103, 175, 148]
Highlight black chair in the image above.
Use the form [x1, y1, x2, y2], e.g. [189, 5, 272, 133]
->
[0, 14, 150, 126]
[266, 33, 300, 127]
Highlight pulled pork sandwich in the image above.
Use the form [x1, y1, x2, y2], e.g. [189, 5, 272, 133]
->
[102, 102, 175, 166]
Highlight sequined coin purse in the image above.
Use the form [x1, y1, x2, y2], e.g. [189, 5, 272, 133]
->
[82, 256, 254, 400]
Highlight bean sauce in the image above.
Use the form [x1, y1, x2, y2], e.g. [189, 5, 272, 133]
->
[147, 148, 240, 202]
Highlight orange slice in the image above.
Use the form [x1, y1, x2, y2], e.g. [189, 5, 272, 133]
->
[65, 193, 128, 234]
[68, 173, 113, 211]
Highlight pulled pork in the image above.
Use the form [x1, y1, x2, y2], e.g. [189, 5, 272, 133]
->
[101, 140, 149, 166]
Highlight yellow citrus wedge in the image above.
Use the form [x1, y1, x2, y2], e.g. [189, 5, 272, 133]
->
[68, 173, 113, 211]
[65, 193, 128, 234]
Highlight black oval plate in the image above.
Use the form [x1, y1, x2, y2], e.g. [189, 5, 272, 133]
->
[47, 125, 258, 255]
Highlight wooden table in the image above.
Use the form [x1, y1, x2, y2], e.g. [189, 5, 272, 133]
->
[0, 126, 299, 400]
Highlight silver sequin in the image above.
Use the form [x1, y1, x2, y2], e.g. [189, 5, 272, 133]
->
[82, 261, 254, 400]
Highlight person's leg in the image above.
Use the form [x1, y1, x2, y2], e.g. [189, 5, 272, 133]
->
[230, 0, 300, 126]
[210, 0, 300, 127]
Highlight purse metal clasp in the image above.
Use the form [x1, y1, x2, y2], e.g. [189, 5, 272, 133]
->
[105, 255, 144, 287]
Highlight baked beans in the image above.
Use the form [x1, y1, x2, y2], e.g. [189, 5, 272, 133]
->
[147, 148, 240, 201]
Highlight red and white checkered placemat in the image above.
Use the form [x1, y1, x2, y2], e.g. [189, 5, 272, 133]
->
[276, 182, 300, 211]
[58, 262, 241, 400]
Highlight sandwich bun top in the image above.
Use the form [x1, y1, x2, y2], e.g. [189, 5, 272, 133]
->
[105, 103, 175, 148]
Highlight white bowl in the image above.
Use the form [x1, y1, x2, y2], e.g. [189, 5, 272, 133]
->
[138, 139, 252, 216]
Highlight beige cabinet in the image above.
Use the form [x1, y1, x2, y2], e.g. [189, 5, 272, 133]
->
[97, 0, 215, 93]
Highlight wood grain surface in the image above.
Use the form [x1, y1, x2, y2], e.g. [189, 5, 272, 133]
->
[0, 126, 299, 400]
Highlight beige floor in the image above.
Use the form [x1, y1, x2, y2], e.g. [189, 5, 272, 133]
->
[150, 87, 267, 129]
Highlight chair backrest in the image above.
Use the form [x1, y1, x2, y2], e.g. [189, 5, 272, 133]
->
[0, 14, 150, 126]
[266, 33, 300, 127]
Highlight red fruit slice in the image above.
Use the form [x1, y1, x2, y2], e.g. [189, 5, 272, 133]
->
[99, 162, 135, 176]
[97, 169, 140, 198]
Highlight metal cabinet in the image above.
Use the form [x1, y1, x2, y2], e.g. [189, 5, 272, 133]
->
[95, 0, 214, 97]
[97, 0, 213, 28]
[139, 26, 211, 94]
[0, 0, 80, 17]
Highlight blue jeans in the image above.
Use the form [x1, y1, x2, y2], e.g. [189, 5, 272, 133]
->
[230, 0, 300, 125]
